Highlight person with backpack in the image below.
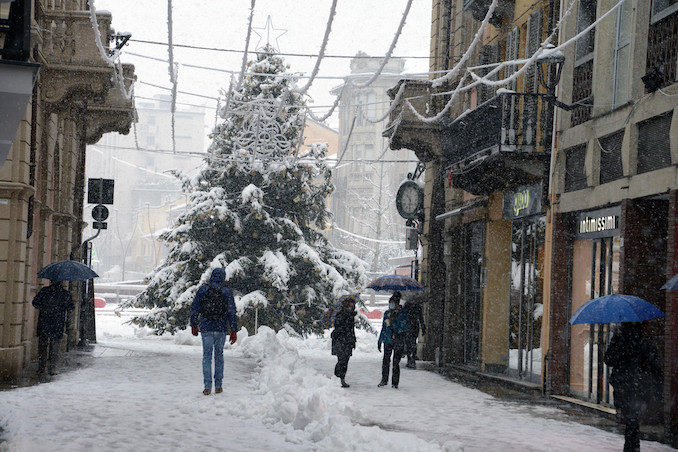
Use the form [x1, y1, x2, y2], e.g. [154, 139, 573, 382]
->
[190, 268, 238, 395]
[377, 291, 408, 388]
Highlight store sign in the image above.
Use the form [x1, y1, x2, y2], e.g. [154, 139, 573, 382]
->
[503, 183, 543, 220]
[576, 206, 621, 239]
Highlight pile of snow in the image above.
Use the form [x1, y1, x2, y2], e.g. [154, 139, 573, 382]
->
[232, 326, 447, 451]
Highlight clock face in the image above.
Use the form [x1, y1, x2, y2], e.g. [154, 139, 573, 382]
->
[396, 181, 423, 220]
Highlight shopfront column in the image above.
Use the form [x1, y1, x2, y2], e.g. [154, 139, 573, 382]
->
[665, 189, 678, 444]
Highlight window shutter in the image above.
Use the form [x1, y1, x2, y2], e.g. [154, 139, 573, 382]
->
[637, 113, 672, 174]
[505, 28, 520, 91]
[524, 10, 544, 94]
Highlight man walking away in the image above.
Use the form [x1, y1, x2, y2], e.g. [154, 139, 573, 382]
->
[331, 296, 356, 388]
[32, 280, 74, 379]
[404, 295, 426, 369]
[604, 322, 661, 452]
[377, 291, 407, 388]
[190, 268, 238, 395]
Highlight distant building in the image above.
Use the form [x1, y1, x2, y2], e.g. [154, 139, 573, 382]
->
[329, 53, 419, 273]
[86, 95, 206, 279]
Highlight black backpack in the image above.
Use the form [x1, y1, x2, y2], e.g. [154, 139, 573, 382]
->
[200, 285, 227, 319]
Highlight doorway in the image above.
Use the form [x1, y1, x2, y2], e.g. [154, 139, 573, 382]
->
[569, 236, 620, 405]
[508, 215, 545, 382]
[462, 221, 485, 366]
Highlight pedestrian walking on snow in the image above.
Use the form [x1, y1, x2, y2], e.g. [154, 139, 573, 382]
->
[404, 296, 426, 369]
[32, 280, 74, 378]
[378, 291, 408, 388]
[331, 296, 357, 388]
[190, 268, 238, 395]
[604, 322, 661, 452]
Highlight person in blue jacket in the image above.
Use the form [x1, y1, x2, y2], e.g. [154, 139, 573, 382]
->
[190, 268, 238, 395]
[377, 291, 408, 388]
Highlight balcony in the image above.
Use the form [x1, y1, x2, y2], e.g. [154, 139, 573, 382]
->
[382, 79, 440, 162]
[442, 92, 552, 196]
[463, 0, 514, 27]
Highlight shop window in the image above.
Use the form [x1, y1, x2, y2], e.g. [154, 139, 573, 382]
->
[599, 130, 624, 184]
[569, 235, 620, 405]
[612, 0, 633, 106]
[565, 144, 587, 192]
[637, 113, 672, 174]
[507, 216, 545, 383]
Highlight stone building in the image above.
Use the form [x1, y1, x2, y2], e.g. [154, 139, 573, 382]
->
[0, 0, 135, 381]
[330, 53, 418, 275]
[385, 0, 677, 444]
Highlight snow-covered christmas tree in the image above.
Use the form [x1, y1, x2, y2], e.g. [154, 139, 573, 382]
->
[126, 47, 368, 335]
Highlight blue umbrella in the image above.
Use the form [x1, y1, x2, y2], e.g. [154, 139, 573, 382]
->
[569, 294, 665, 325]
[367, 274, 423, 292]
[661, 274, 678, 290]
[37, 260, 99, 282]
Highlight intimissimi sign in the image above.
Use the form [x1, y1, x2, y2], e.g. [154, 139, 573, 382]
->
[576, 206, 621, 239]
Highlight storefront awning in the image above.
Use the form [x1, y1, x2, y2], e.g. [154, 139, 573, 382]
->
[435, 198, 487, 221]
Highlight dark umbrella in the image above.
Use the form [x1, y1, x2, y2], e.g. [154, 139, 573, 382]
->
[367, 274, 423, 292]
[661, 274, 678, 290]
[569, 294, 665, 325]
[37, 260, 99, 281]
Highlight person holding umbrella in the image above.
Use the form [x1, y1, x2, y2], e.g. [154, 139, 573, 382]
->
[331, 294, 357, 388]
[378, 291, 408, 388]
[570, 293, 665, 452]
[604, 322, 661, 452]
[404, 293, 426, 369]
[32, 280, 74, 378]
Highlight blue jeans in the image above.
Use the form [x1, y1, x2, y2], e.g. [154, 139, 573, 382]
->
[201, 331, 227, 389]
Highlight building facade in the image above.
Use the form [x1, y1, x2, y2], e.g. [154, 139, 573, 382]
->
[385, 0, 677, 443]
[0, 0, 135, 381]
[330, 53, 418, 275]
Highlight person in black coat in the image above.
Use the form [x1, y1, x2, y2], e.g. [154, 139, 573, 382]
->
[604, 322, 661, 452]
[331, 297, 356, 388]
[404, 297, 426, 369]
[32, 280, 74, 377]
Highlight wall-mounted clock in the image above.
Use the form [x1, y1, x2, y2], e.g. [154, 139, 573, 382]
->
[396, 180, 423, 220]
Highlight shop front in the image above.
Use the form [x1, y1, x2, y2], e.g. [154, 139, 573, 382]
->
[502, 183, 546, 384]
[568, 206, 621, 406]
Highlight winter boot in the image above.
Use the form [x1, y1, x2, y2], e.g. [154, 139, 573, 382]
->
[215, 387, 223, 394]
[203, 388, 211, 396]
[392, 383, 398, 389]
[377, 380, 387, 387]
[341, 379, 350, 388]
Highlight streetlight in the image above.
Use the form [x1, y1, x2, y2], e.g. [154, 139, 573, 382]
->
[536, 47, 576, 112]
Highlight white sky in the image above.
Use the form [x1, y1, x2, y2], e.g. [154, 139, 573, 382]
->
[97, 0, 433, 131]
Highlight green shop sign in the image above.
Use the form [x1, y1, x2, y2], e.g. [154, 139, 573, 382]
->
[503, 183, 543, 220]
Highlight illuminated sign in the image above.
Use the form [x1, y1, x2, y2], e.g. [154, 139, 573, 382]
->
[503, 183, 543, 220]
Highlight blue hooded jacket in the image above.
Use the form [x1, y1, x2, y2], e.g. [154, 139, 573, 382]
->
[190, 268, 238, 333]
[378, 307, 408, 345]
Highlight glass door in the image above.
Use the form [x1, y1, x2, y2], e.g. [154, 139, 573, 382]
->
[507, 216, 545, 382]
[569, 236, 620, 405]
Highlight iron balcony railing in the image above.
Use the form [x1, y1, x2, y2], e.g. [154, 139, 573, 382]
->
[442, 92, 553, 170]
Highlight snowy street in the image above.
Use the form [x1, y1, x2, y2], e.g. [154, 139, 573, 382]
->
[0, 307, 673, 452]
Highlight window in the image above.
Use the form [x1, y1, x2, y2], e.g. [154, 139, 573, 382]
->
[364, 144, 374, 159]
[612, 0, 632, 106]
[599, 130, 624, 184]
[565, 144, 587, 192]
[647, 2, 678, 89]
[652, 0, 678, 23]
[637, 113, 672, 174]
[366, 92, 376, 120]
[523, 10, 543, 94]
[575, 0, 597, 64]
[478, 44, 500, 103]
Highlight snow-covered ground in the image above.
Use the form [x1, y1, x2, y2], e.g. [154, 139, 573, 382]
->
[0, 304, 673, 451]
